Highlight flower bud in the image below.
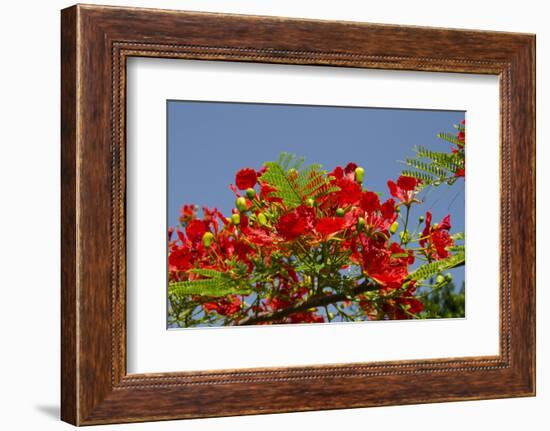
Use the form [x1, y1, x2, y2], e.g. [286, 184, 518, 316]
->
[357, 217, 366, 230]
[445, 273, 453, 281]
[390, 221, 399, 234]
[418, 215, 425, 223]
[336, 208, 345, 217]
[230, 213, 241, 225]
[305, 198, 315, 207]
[355, 166, 365, 183]
[235, 196, 247, 212]
[395, 206, 401, 213]
[436, 274, 445, 284]
[246, 188, 256, 199]
[257, 212, 268, 225]
[202, 232, 214, 247]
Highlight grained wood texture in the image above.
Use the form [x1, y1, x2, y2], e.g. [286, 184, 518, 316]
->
[60, 4, 536, 425]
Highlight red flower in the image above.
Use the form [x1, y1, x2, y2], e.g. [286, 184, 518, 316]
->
[336, 178, 362, 205]
[454, 168, 465, 178]
[185, 220, 207, 242]
[420, 212, 454, 260]
[361, 237, 409, 288]
[343, 162, 358, 180]
[179, 204, 196, 223]
[387, 175, 420, 205]
[288, 312, 325, 324]
[168, 245, 192, 272]
[235, 168, 258, 190]
[240, 215, 278, 247]
[316, 217, 345, 236]
[329, 166, 344, 180]
[359, 192, 397, 233]
[276, 206, 316, 240]
[360, 191, 380, 212]
[203, 296, 242, 316]
[259, 182, 283, 203]
[233, 240, 254, 261]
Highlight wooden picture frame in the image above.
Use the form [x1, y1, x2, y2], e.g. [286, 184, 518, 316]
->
[61, 4, 535, 425]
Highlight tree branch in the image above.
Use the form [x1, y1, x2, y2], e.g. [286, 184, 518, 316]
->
[233, 280, 378, 326]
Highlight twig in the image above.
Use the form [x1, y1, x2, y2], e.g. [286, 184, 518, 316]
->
[233, 280, 378, 325]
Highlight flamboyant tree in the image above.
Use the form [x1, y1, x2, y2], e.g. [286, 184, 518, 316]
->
[167, 121, 466, 327]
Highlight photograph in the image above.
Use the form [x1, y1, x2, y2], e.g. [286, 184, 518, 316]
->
[45, 2, 536, 426]
[167, 101, 466, 328]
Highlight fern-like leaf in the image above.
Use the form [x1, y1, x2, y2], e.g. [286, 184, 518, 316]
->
[409, 251, 465, 282]
[187, 268, 225, 278]
[169, 279, 252, 297]
[260, 153, 339, 208]
[405, 158, 451, 178]
[260, 162, 303, 207]
[437, 132, 463, 147]
[169, 268, 253, 297]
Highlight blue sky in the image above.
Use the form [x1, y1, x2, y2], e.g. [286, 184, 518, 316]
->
[167, 100, 465, 287]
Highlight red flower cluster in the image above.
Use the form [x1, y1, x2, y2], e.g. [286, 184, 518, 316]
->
[388, 176, 421, 206]
[235, 168, 258, 190]
[167, 118, 469, 329]
[168, 149, 462, 327]
[420, 211, 454, 260]
[453, 120, 466, 178]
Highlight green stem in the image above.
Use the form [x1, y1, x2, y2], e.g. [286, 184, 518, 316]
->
[400, 205, 411, 246]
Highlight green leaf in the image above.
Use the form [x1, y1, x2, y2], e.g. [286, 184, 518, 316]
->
[260, 153, 339, 208]
[261, 162, 303, 207]
[437, 132, 463, 147]
[401, 170, 436, 185]
[187, 268, 225, 278]
[169, 269, 253, 297]
[169, 279, 252, 297]
[405, 158, 450, 179]
[409, 251, 465, 282]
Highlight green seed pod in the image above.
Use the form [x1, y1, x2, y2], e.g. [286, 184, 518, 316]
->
[436, 274, 445, 284]
[231, 213, 241, 225]
[445, 273, 453, 281]
[418, 215, 425, 223]
[305, 198, 315, 207]
[235, 196, 247, 212]
[336, 208, 345, 217]
[395, 206, 401, 213]
[355, 166, 365, 183]
[357, 217, 366, 230]
[246, 188, 256, 199]
[202, 232, 214, 248]
[257, 212, 268, 225]
[390, 221, 399, 234]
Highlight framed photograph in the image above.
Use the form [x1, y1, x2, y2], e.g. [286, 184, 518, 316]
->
[61, 4, 535, 425]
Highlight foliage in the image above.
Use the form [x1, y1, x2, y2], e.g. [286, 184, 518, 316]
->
[167, 121, 466, 327]
[402, 121, 465, 187]
[420, 281, 466, 319]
